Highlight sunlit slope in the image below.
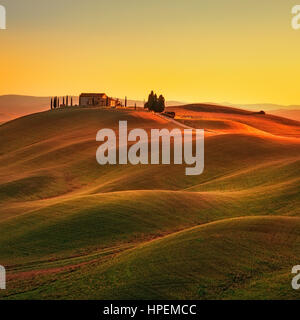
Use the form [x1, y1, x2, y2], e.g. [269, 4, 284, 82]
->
[74, 216, 300, 300]
[0, 108, 180, 202]
[1, 107, 299, 204]
[169, 103, 300, 137]
[0, 191, 235, 265]
[3, 216, 300, 300]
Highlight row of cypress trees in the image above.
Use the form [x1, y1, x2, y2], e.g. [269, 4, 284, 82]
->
[50, 96, 73, 110]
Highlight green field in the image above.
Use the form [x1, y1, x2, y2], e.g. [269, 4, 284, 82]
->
[0, 105, 300, 299]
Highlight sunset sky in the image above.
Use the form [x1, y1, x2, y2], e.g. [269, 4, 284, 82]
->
[0, 0, 300, 105]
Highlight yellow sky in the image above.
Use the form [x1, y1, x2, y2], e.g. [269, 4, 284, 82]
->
[0, 0, 300, 105]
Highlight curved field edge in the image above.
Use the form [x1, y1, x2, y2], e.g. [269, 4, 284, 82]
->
[1, 216, 300, 300]
[1, 175, 299, 267]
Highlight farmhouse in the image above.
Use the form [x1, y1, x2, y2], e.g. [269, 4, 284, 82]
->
[79, 93, 118, 107]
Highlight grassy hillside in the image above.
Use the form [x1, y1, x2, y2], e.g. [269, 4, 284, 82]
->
[2, 216, 300, 300]
[0, 105, 299, 300]
[169, 103, 300, 137]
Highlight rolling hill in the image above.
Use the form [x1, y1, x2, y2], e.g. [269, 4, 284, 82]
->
[0, 104, 299, 300]
[233, 103, 300, 113]
[0, 95, 184, 123]
[169, 103, 300, 137]
[0, 95, 53, 122]
[269, 110, 300, 122]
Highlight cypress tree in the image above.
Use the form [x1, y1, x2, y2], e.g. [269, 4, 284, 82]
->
[157, 95, 165, 113]
[153, 94, 158, 111]
[145, 91, 154, 110]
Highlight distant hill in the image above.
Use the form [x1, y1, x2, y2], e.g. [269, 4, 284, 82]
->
[168, 103, 300, 138]
[231, 103, 300, 112]
[235, 104, 300, 122]
[0, 95, 82, 123]
[212, 102, 300, 122]
[268, 109, 300, 122]
[170, 101, 300, 122]
[0, 95, 51, 119]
